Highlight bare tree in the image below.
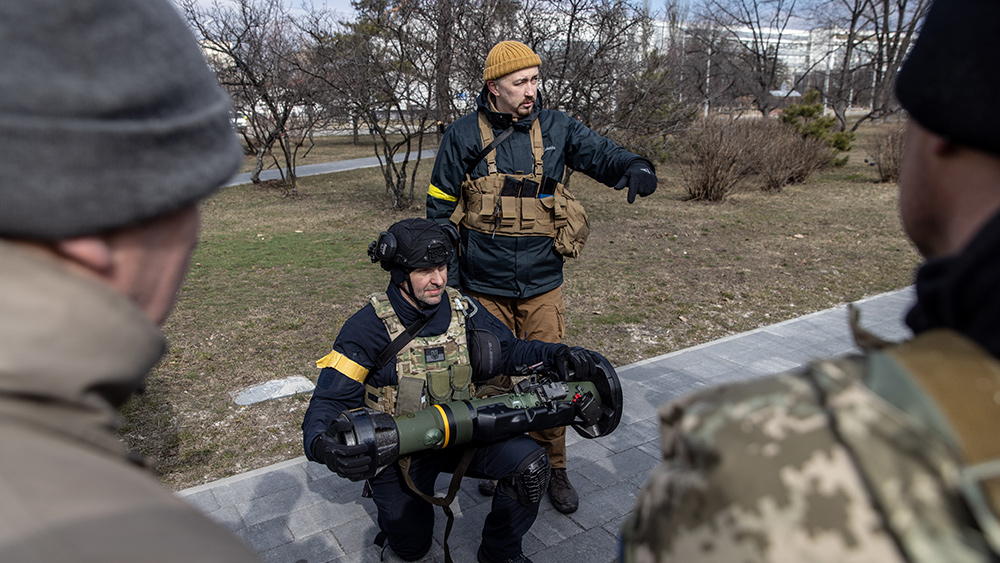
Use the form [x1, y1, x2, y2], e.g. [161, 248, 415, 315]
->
[300, 0, 437, 209]
[518, 0, 650, 135]
[678, 23, 742, 115]
[180, 0, 331, 196]
[865, 0, 928, 123]
[811, 0, 928, 131]
[693, 0, 810, 116]
[613, 50, 697, 160]
[443, 0, 526, 114]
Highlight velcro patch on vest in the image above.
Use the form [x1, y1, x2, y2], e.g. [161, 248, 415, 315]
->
[424, 346, 446, 363]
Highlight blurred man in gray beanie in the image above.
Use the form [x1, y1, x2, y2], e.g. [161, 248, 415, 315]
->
[0, 0, 260, 560]
[621, 0, 1000, 561]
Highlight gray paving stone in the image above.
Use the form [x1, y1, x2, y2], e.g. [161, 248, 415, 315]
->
[286, 497, 370, 539]
[596, 419, 659, 453]
[204, 505, 246, 533]
[564, 436, 615, 466]
[180, 488, 220, 514]
[616, 363, 667, 382]
[262, 530, 342, 563]
[520, 526, 547, 556]
[234, 517, 294, 554]
[576, 447, 659, 488]
[238, 481, 330, 527]
[305, 458, 334, 481]
[617, 396, 660, 425]
[746, 356, 807, 375]
[212, 465, 308, 508]
[672, 353, 744, 380]
[527, 507, 586, 547]
[326, 513, 378, 556]
[532, 517, 619, 563]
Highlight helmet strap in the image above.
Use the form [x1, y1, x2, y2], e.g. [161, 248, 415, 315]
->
[399, 277, 432, 310]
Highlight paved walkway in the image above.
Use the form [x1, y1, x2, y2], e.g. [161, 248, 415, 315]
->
[177, 287, 916, 563]
[225, 149, 438, 187]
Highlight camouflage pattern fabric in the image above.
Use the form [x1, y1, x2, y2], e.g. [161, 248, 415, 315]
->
[365, 287, 473, 414]
[621, 336, 994, 562]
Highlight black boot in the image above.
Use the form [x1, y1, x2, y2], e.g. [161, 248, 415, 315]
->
[548, 468, 578, 514]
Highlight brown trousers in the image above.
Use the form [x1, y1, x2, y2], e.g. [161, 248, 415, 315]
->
[466, 287, 568, 469]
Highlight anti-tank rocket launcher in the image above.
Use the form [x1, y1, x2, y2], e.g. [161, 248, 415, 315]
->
[331, 352, 623, 481]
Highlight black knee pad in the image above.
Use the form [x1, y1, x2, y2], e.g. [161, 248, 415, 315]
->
[500, 449, 550, 507]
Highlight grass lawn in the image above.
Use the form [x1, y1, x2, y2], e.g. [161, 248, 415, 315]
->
[121, 124, 921, 490]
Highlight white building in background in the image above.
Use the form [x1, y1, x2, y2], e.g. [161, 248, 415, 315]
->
[647, 19, 882, 107]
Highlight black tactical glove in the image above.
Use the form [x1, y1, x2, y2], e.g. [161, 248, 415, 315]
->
[315, 417, 373, 481]
[613, 161, 657, 204]
[552, 345, 597, 382]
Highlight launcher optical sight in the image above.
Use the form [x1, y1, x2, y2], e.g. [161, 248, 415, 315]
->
[332, 352, 623, 480]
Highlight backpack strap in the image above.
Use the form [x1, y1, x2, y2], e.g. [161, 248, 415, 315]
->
[528, 117, 544, 177]
[397, 450, 476, 563]
[885, 329, 1000, 552]
[470, 110, 514, 177]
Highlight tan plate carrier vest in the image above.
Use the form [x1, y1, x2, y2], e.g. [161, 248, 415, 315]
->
[448, 111, 590, 258]
[364, 287, 474, 416]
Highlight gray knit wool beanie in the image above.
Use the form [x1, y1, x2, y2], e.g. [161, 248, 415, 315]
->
[0, 0, 242, 239]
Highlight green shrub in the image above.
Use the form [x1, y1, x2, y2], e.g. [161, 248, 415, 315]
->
[781, 89, 854, 165]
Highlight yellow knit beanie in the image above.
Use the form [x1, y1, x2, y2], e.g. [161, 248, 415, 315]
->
[483, 41, 542, 81]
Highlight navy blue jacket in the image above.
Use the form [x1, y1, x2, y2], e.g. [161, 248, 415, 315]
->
[427, 86, 653, 298]
[302, 283, 564, 461]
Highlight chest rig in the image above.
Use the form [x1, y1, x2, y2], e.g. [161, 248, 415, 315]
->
[364, 286, 474, 416]
[448, 111, 590, 257]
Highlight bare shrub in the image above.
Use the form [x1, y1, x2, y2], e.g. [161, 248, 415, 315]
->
[746, 119, 833, 193]
[680, 118, 834, 200]
[787, 137, 833, 184]
[679, 118, 759, 201]
[865, 124, 906, 183]
[752, 120, 799, 192]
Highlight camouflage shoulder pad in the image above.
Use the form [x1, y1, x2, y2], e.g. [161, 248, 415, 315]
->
[368, 291, 405, 337]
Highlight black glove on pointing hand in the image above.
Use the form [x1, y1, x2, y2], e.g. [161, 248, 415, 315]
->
[553, 345, 597, 382]
[613, 161, 657, 204]
[315, 417, 373, 481]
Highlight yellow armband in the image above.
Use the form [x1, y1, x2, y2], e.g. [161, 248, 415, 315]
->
[428, 184, 457, 202]
[316, 350, 369, 383]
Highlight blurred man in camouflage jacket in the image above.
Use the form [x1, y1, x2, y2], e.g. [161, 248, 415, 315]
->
[620, 0, 1000, 561]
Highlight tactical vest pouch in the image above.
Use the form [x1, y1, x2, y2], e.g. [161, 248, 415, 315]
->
[367, 287, 472, 415]
[450, 364, 473, 401]
[396, 375, 426, 415]
[364, 383, 397, 416]
[499, 196, 517, 229]
[427, 369, 454, 403]
[553, 193, 590, 258]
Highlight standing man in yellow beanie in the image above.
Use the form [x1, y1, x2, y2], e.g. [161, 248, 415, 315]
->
[427, 40, 657, 515]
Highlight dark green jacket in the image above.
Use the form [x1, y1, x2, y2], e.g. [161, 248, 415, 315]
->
[427, 86, 652, 299]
